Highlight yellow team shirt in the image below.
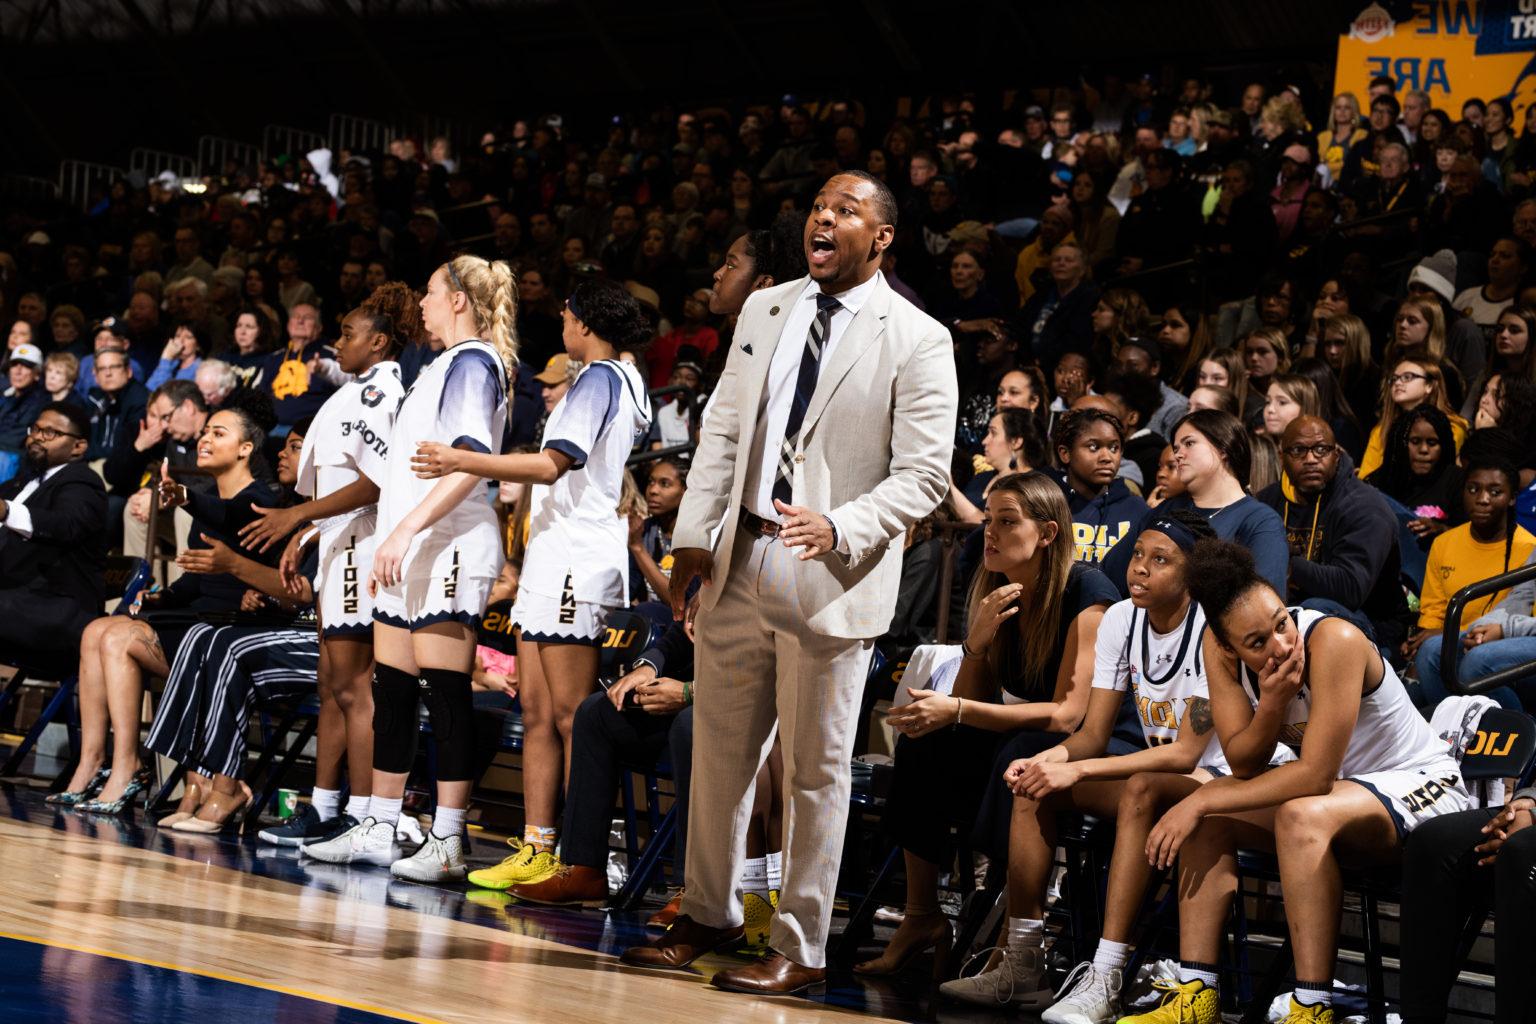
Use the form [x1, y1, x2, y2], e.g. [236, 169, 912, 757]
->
[1357, 413, 1469, 480]
[1417, 524, 1536, 630]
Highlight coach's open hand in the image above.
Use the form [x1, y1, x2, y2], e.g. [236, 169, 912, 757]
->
[773, 498, 834, 560]
[668, 547, 713, 621]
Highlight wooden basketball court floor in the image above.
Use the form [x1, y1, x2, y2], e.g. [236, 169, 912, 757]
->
[0, 785, 989, 1024]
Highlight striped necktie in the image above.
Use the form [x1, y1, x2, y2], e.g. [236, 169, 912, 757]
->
[773, 292, 841, 506]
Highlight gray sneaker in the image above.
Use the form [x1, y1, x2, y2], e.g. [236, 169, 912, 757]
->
[938, 944, 1052, 1008]
[302, 817, 399, 867]
[389, 832, 467, 883]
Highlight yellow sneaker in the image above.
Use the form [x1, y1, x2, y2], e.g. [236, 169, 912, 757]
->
[1279, 996, 1334, 1023]
[739, 891, 775, 952]
[466, 840, 561, 891]
[1117, 978, 1220, 1024]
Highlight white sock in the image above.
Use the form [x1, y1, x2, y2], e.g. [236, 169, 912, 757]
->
[431, 805, 466, 840]
[1093, 938, 1129, 973]
[1179, 961, 1220, 990]
[311, 787, 341, 821]
[369, 795, 403, 829]
[344, 794, 369, 821]
[1007, 917, 1044, 951]
[742, 855, 770, 899]
[765, 850, 782, 893]
[1294, 982, 1333, 1007]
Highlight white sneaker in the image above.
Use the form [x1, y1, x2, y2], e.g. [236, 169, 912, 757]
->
[303, 817, 399, 867]
[938, 945, 1052, 1008]
[1042, 961, 1122, 1024]
[390, 832, 467, 883]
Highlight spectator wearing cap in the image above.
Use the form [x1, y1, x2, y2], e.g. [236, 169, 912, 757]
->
[565, 173, 615, 250]
[1407, 249, 1488, 399]
[648, 288, 718, 389]
[532, 353, 576, 440]
[1116, 336, 1189, 439]
[0, 345, 48, 482]
[1270, 138, 1317, 243]
[1017, 105, 1049, 157]
[76, 319, 146, 399]
[650, 359, 702, 451]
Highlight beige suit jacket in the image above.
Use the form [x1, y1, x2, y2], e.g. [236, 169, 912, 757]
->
[672, 273, 958, 639]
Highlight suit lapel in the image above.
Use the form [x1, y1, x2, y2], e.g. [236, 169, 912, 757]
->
[798, 279, 890, 438]
[736, 280, 804, 450]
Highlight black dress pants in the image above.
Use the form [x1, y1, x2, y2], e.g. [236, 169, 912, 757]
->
[1400, 806, 1536, 1024]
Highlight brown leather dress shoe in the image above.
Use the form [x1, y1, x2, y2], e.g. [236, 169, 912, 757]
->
[647, 888, 684, 928]
[509, 864, 608, 907]
[711, 952, 827, 996]
[619, 914, 744, 970]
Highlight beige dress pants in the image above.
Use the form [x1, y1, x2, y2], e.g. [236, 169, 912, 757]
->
[678, 527, 873, 969]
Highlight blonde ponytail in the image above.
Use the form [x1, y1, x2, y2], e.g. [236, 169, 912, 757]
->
[444, 254, 521, 374]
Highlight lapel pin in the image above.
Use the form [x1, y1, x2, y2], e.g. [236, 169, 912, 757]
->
[769, 305, 780, 316]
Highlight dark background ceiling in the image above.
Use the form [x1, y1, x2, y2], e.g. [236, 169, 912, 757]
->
[0, 0, 1371, 178]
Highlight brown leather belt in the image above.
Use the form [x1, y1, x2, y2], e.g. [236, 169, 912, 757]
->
[740, 507, 780, 537]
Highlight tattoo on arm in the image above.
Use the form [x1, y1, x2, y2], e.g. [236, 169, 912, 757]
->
[1189, 696, 1215, 736]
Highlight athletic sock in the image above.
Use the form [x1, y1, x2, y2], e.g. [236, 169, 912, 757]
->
[311, 787, 341, 821]
[1007, 917, 1045, 952]
[344, 794, 369, 821]
[1093, 938, 1130, 973]
[1179, 960, 1220, 990]
[431, 805, 466, 841]
[765, 850, 782, 894]
[523, 824, 557, 854]
[369, 794, 403, 829]
[1294, 980, 1333, 1007]
[742, 856, 771, 900]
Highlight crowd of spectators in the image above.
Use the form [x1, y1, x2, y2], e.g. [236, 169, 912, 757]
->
[2, 67, 1536, 1022]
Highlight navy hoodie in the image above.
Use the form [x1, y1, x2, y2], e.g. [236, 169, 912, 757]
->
[1054, 472, 1149, 567]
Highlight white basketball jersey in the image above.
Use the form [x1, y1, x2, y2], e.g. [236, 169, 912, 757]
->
[523, 358, 652, 607]
[377, 339, 509, 582]
[1238, 608, 1452, 778]
[298, 361, 403, 548]
[1094, 598, 1231, 771]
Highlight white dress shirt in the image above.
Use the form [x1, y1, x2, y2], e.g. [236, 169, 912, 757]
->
[744, 270, 884, 524]
[3, 463, 65, 540]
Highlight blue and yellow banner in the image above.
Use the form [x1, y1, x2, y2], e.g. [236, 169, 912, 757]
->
[1334, 1, 1536, 124]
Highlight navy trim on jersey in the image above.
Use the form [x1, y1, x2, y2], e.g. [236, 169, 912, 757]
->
[450, 434, 491, 454]
[1351, 775, 1408, 840]
[1137, 603, 1201, 687]
[519, 629, 602, 647]
[598, 358, 653, 423]
[321, 622, 373, 639]
[545, 438, 588, 467]
[373, 608, 482, 632]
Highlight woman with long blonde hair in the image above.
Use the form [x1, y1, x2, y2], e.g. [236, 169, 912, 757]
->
[305, 254, 519, 882]
[1357, 347, 1469, 478]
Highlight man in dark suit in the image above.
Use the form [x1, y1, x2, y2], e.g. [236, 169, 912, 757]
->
[0, 402, 108, 660]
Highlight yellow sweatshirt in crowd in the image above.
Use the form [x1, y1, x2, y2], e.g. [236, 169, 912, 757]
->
[1417, 524, 1536, 630]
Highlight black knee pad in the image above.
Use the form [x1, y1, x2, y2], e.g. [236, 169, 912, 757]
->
[372, 662, 420, 774]
[420, 668, 477, 781]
